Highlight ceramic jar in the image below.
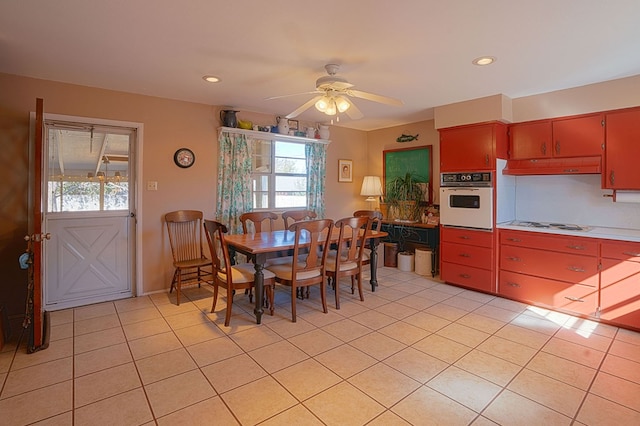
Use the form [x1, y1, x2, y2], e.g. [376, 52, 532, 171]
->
[318, 124, 330, 139]
[276, 116, 289, 135]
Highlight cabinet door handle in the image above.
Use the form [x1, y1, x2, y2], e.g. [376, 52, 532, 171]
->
[564, 296, 585, 302]
[555, 141, 561, 154]
[507, 282, 520, 288]
[563, 169, 579, 173]
[459, 273, 471, 279]
[622, 251, 640, 257]
[459, 236, 471, 240]
[459, 253, 471, 258]
[567, 266, 586, 272]
[610, 171, 615, 185]
[485, 154, 489, 165]
[566, 245, 586, 251]
[506, 237, 521, 242]
[541, 142, 546, 155]
[506, 256, 521, 262]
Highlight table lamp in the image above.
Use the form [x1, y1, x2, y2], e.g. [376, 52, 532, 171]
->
[360, 176, 383, 209]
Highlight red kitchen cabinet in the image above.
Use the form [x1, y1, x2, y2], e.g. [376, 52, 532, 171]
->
[604, 108, 640, 189]
[600, 240, 640, 329]
[441, 227, 495, 293]
[498, 230, 599, 316]
[509, 114, 604, 160]
[509, 120, 552, 159]
[440, 122, 508, 172]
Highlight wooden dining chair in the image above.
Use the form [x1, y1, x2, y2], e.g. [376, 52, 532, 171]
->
[266, 219, 334, 322]
[325, 216, 371, 309]
[203, 219, 276, 326]
[164, 210, 213, 305]
[353, 210, 383, 267]
[239, 211, 278, 233]
[281, 209, 317, 228]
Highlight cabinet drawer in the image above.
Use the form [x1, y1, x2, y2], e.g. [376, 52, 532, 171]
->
[441, 241, 492, 269]
[442, 261, 493, 293]
[499, 270, 598, 316]
[600, 258, 640, 329]
[442, 227, 493, 248]
[601, 240, 640, 262]
[500, 230, 598, 256]
[500, 245, 599, 286]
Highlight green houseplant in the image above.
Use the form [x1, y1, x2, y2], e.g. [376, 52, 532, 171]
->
[385, 172, 426, 223]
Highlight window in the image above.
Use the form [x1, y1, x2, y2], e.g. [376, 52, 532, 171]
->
[46, 122, 133, 213]
[251, 140, 307, 209]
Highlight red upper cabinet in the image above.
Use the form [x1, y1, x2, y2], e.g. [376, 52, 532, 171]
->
[509, 114, 604, 160]
[552, 114, 604, 158]
[440, 122, 508, 172]
[604, 108, 640, 189]
[509, 120, 552, 159]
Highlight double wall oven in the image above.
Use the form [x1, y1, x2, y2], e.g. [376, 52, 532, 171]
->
[440, 172, 493, 230]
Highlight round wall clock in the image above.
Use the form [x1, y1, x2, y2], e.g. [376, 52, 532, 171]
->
[174, 148, 195, 168]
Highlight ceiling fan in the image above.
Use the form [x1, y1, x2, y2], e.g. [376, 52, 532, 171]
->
[267, 64, 403, 120]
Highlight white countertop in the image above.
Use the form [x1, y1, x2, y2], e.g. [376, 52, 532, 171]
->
[496, 222, 640, 243]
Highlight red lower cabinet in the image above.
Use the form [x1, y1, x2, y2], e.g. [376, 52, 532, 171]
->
[599, 240, 640, 329]
[441, 228, 495, 293]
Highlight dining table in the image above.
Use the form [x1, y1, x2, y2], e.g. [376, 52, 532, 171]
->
[224, 227, 388, 324]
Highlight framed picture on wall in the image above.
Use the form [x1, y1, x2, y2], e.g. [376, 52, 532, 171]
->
[338, 159, 353, 182]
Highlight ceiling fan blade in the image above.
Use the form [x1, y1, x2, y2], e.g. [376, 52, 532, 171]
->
[286, 96, 322, 119]
[344, 99, 364, 120]
[265, 90, 321, 100]
[347, 89, 403, 106]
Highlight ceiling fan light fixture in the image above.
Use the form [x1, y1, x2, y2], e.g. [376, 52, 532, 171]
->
[315, 96, 329, 112]
[336, 96, 350, 113]
[325, 99, 337, 115]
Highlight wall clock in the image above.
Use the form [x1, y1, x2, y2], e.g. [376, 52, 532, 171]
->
[174, 148, 195, 168]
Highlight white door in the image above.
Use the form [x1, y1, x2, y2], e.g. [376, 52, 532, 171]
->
[43, 119, 136, 310]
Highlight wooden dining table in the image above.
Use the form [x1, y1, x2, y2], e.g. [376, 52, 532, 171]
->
[224, 228, 388, 324]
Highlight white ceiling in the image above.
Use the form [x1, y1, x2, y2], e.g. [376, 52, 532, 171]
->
[2, 0, 640, 131]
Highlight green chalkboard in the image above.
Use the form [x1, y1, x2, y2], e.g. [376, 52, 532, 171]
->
[383, 146, 432, 204]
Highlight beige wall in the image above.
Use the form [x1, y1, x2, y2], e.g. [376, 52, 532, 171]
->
[365, 120, 441, 205]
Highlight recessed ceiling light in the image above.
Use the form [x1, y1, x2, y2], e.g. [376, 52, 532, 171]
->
[203, 75, 220, 83]
[472, 56, 496, 66]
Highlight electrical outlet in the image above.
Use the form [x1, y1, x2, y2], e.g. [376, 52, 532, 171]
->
[147, 181, 158, 191]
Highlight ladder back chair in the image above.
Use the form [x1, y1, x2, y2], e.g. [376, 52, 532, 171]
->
[281, 209, 317, 228]
[353, 210, 383, 267]
[164, 210, 212, 305]
[239, 211, 278, 234]
[266, 219, 334, 322]
[326, 216, 371, 309]
[203, 219, 276, 326]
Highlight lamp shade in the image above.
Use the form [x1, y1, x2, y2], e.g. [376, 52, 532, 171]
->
[360, 176, 383, 201]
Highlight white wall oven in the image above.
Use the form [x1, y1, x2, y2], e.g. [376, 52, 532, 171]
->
[440, 172, 493, 230]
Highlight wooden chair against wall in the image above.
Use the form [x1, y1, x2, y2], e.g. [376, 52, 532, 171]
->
[281, 209, 317, 228]
[203, 219, 276, 326]
[239, 211, 278, 233]
[164, 210, 212, 305]
[325, 216, 371, 309]
[266, 219, 334, 322]
[353, 210, 383, 267]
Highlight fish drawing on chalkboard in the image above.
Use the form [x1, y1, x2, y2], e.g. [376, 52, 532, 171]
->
[396, 134, 419, 143]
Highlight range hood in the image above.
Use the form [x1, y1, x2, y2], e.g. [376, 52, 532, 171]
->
[502, 156, 601, 176]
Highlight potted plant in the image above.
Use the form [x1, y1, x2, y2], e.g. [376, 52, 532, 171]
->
[385, 172, 426, 223]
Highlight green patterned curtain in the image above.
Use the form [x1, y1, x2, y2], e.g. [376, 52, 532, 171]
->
[306, 142, 326, 218]
[216, 131, 252, 234]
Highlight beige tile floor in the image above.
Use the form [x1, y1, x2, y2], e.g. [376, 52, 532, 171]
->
[1, 267, 640, 425]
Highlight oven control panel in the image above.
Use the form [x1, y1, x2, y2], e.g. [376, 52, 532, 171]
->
[441, 172, 492, 187]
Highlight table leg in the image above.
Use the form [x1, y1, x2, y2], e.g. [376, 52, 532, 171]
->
[369, 239, 380, 291]
[253, 254, 267, 324]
